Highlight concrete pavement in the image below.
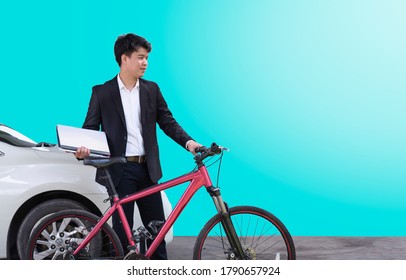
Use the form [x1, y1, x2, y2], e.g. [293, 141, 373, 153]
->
[166, 236, 406, 260]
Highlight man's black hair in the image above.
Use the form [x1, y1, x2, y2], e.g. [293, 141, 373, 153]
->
[114, 33, 152, 66]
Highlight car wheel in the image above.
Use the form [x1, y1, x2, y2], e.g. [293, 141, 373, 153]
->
[17, 199, 86, 259]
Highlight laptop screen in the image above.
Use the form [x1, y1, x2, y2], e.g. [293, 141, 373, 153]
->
[56, 125, 110, 157]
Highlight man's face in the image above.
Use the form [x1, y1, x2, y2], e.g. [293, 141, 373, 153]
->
[121, 47, 149, 79]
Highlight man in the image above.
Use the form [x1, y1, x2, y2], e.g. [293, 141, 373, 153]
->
[75, 33, 201, 259]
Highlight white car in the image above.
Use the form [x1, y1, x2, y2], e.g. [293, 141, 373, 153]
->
[0, 124, 172, 259]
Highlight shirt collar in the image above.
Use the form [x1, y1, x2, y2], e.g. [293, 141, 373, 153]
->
[117, 74, 139, 92]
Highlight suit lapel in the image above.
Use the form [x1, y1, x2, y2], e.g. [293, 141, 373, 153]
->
[109, 76, 126, 128]
[139, 79, 148, 126]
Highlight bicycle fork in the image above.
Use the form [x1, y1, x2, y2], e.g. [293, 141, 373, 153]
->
[206, 186, 246, 260]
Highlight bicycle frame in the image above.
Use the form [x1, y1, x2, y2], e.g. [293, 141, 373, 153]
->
[27, 145, 295, 260]
[73, 164, 224, 258]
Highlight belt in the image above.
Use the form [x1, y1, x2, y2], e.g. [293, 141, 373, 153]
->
[126, 155, 147, 163]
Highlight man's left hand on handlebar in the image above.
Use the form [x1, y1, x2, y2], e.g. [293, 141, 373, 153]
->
[186, 140, 202, 155]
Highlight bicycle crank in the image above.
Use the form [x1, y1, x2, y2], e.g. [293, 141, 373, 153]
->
[124, 250, 150, 260]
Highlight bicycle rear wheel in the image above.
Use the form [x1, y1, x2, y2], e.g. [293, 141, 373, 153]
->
[25, 209, 124, 260]
[193, 206, 296, 260]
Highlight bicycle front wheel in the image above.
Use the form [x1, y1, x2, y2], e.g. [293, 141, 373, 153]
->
[25, 209, 124, 260]
[193, 206, 296, 260]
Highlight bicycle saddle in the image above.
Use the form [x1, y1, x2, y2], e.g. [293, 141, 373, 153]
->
[83, 156, 126, 168]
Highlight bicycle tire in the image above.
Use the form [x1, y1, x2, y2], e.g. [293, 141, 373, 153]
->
[25, 209, 125, 260]
[193, 206, 296, 260]
[17, 199, 86, 259]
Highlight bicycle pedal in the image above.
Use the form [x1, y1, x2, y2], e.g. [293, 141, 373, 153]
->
[136, 226, 153, 240]
[147, 220, 164, 236]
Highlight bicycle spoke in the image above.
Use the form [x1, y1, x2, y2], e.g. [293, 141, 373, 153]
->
[26, 210, 124, 260]
[194, 206, 295, 260]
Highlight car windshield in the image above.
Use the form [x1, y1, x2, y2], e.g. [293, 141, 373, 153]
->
[0, 124, 37, 147]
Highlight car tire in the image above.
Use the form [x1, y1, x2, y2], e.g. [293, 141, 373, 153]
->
[17, 199, 86, 259]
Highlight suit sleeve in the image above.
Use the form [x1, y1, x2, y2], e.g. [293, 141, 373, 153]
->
[155, 84, 193, 149]
[82, 87, 102, 131]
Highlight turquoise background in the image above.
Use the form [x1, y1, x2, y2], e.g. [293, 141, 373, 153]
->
[1, 1, 405, 236]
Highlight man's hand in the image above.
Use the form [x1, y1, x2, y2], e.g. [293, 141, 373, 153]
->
[186, 140, 202, 155]
[75, 146, 91, 159]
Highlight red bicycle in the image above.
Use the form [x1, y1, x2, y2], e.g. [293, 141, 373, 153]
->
[25, 143, 296, 260]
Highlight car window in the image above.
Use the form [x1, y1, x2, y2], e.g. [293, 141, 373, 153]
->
[0, 124, 37, 147]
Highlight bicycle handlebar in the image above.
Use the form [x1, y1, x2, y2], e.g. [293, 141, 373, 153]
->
[194, 143, 228, 164]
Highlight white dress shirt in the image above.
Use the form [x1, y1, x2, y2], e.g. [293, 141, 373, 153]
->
[117, 75, 145, 156]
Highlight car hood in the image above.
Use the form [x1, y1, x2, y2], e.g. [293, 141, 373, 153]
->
[0, 142, 103, 194]
[31, 145, 81, 163]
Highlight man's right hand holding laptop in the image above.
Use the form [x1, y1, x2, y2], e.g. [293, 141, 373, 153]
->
[75, 146, 90, 159]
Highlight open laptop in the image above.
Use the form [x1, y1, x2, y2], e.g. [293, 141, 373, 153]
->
[56, 124, 110, 157]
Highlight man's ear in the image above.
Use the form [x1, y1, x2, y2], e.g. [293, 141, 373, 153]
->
[121, 54, 127, 65]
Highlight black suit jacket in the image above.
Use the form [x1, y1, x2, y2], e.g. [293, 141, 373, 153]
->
[82, 76, 193, 186]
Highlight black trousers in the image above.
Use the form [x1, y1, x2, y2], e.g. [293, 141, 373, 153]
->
[112, 161, 167, 260]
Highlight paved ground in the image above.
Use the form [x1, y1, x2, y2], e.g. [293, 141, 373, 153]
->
[167, 236, 406, 260]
